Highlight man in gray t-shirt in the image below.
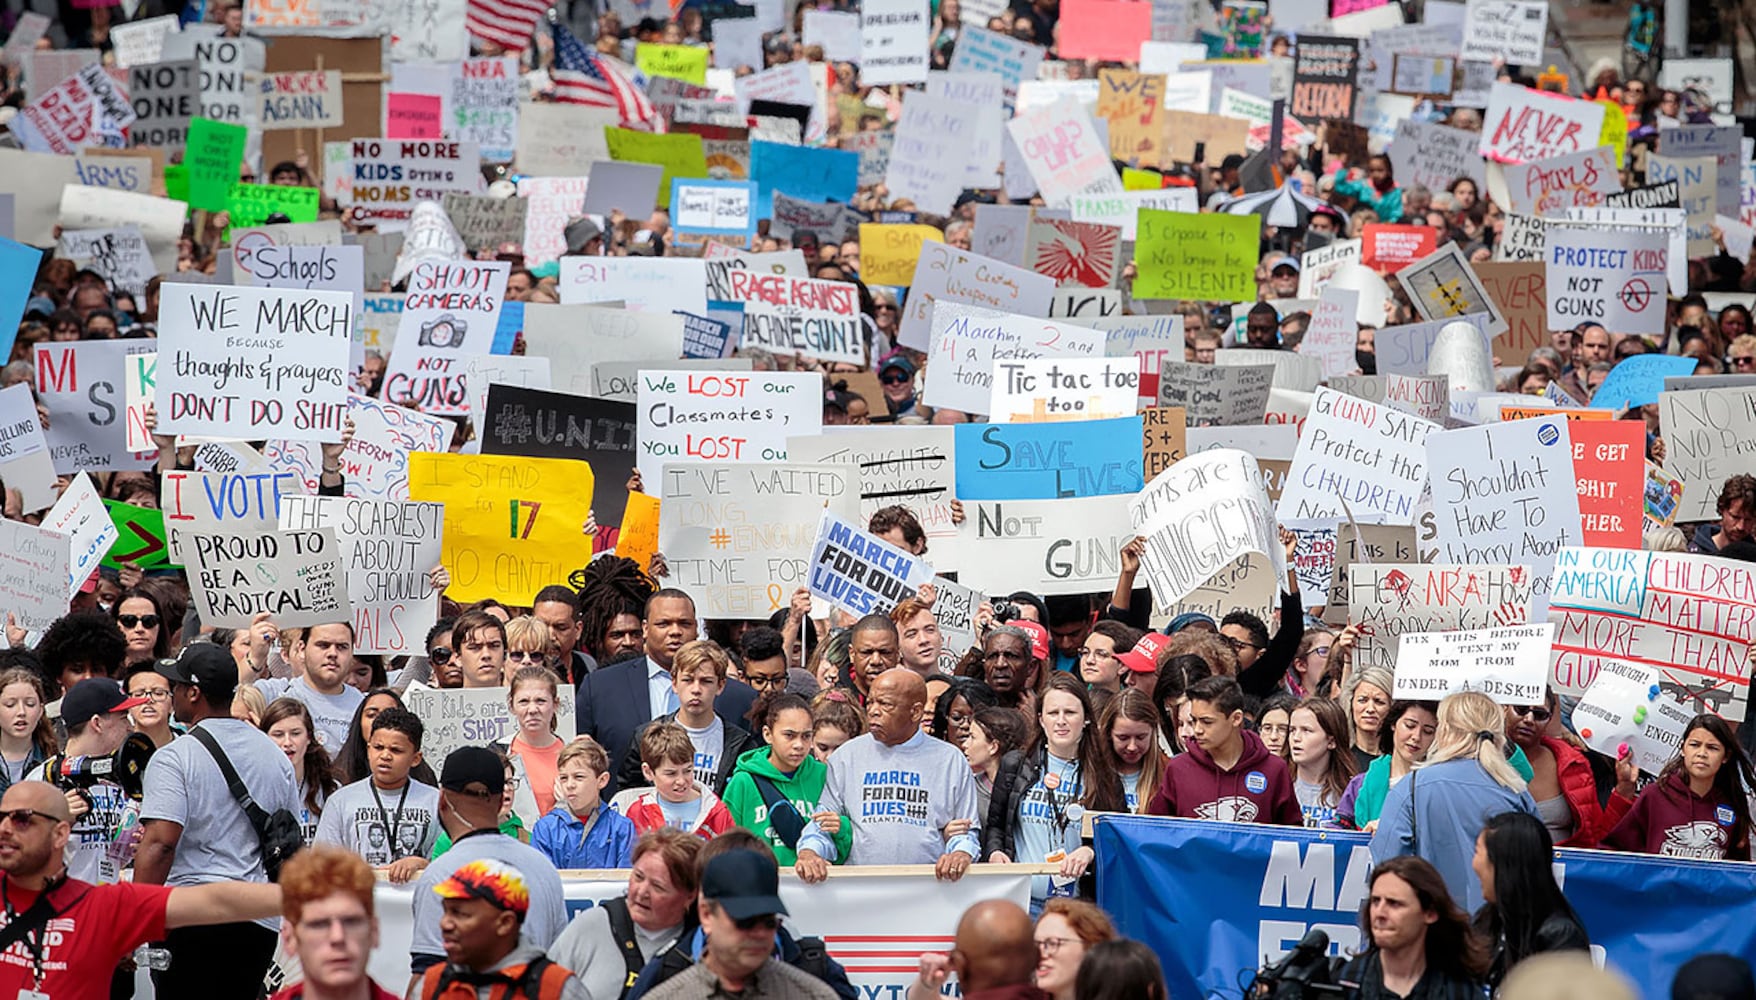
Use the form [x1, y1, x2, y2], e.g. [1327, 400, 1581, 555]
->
[137, 643, 301, 999]
[253, 621, 363, 750]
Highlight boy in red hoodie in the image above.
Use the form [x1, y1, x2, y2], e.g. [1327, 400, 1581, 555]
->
[1147, 676, 1302, 825]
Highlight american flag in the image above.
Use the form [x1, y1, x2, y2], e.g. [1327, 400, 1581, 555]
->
[550, 17, 659, 128]
[466, 0, 546, 52]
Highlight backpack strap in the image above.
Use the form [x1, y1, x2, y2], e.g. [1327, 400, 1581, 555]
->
[602, 898, 647, 996]
[750, 774, 806, 850]
[191, 725, 271, 832]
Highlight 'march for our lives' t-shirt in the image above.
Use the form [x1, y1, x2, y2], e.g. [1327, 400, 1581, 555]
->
[797, 730, 981, 865]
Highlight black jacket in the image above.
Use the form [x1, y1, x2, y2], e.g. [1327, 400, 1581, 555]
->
[1237, 587, 1305, 699]
[1337, 951, 1484, 1000]
[1475, 909, 1590, 989]
[983, 747, 1124, 861]
[617, 710, 756, 796]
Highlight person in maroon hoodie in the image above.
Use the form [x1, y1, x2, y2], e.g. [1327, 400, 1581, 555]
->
[1602, 714, 1756, 861]
[1144, 676, 1301, 825]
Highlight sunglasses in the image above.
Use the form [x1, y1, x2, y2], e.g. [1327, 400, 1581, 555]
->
[1513, 705, 1553, 722]
[118, 614, 159, 629]
[880, 372, 911, 385]
[732, 913, 780, 931]
[507, 650, 548, 662]
[0, 809, 58, 828]
[429, 647, 453, 665]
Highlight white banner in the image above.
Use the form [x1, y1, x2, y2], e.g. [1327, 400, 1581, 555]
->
[955, 494, 1133, 596]
[1392, 624, 1556, 705]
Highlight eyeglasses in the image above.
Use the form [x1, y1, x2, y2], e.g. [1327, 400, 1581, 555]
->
[428, 647, 452, 665]
[1036, 936, 1076, 956]
[1221, 635, 1261, 652]
[118, 614, 159, 629]
[746, 674, 788, 690]
[503, 774, 523, 789]
[1078, 648, 1114, 660]
[1308, 646, 1332, 658]
[732, 913, 780, 932]
[880, 372, 911, 385]
[1513, 705, 1553, 722]
[130, 687, 171, 702]
[0, 809, 58, 828]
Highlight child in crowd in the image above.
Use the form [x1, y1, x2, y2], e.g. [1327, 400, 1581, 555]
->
[610, 722, 734, 839]
[1285, 698, 1358, 829]
[723, 692, 849, 865]
[810, 690, 863, 763]
[618, 640, 752, 794]
[531, 736, 636, 868]
[315, 707, 440, 880]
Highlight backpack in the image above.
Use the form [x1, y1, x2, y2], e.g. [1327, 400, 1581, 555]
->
[423, 955, 574, 1000]
[625, 925, 858, 1000]
[192, 727, 305, 881]
[603, 897, 653, 999]
[750, 774, 807, 850]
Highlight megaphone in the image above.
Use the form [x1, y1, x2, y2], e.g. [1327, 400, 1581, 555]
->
[55, 732, 157, 800]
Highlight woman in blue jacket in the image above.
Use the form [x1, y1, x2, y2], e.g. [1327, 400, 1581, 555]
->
[1369, 691, 1539, 915]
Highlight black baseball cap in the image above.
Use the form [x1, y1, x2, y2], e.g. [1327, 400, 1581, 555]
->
[61, 678, 146, 729]
[155, 644, 237, 698]
[441, 746, 506, 796]
[701, 850, 788, 920]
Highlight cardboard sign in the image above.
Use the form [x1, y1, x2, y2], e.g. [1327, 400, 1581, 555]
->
[1573, 657, 1695, 776]
[1504, 146, 1619, 217]
[1479, 82, 1605, 164]
[1097, 69, 1166, 167]
[808, 509, 935, 615]
[1289, 35, 1359, 120]
[719, 271, 864, 366]
[1278, 387, 1439, 524]
[407, 453, 592, 604]
[279, 495, 443, 654]
[923, 303, 1102, 414]
[954, 493, 1134, 596]
[381, 260, 510, 416]
[1545, 225, 1667, 336]
[1135, 210, 1256, 300]
[1141, 406, 1188, 480]
[0, 520, 70, 631]
[480, 385, 638, 526]
[952, 417, 1144, 500]
[671, 179, 757, 238]
[1130, 447, 1282, 606]
[657, 461, 859, 618]
[184, 527, 349, 629]
[898, 243, 1055, 352]
[1157, 361, 1273, 427]
[265, 393, 454, 501]
[0, 382, 56, 513]
[559, 257, 706, 315]
[1347, 563, 1534, 671]
[34, 341, 156, 474]
[1326, 374, 1449, 423]
[1472, 261, 1546, 365]
[1393, 624, 1555, 704]
[1320, 523, 1416, 626]
[1549, 547, 1756, 720]
[441, 193, 527, 252]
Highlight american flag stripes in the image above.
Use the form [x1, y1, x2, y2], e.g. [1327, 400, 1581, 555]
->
[466, 0, 547, 52]
[549, 17, 659, 128]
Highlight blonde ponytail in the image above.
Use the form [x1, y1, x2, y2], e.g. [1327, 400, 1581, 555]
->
[1422, 691, 1526, 793]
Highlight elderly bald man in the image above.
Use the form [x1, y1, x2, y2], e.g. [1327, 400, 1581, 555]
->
[795, 669, 981, 881]
[0, 780, 281, 1000]
[908, 900, 1046, 1000]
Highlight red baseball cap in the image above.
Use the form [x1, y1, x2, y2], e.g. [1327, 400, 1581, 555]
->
[1014, 620, 1051, 662]
[1119, 631, 1170, 674]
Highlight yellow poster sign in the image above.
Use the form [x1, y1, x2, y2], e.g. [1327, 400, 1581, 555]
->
[408, 453, 594, 603]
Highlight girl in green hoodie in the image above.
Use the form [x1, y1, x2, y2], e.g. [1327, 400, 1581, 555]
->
[723, 693, 852, 864]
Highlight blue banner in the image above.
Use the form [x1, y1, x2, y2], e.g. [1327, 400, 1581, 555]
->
[1095, 815, 1756, 1000]
[953, 417, 1144, 500]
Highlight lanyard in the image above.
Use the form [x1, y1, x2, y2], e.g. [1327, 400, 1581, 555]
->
[1, 877, 56, 991]
[1041, 752, 1082, 840]
[370, 782, 411, 860]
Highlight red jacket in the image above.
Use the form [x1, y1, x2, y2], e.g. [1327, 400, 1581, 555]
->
[1543, 736, 1611, 848]
[1146, 729, 1302, 826]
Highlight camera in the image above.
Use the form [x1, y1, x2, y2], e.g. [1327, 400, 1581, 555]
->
[992, 600, 1020, 624]
[417, 314, 468, 349]
[1249, 929, 1345, 1000]
[53, 732, 156, 802]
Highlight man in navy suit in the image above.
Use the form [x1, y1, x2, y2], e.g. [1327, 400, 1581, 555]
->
[576, 587, 758, 793]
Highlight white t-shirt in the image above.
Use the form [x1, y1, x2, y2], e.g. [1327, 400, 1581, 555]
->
[254, 676, 362, 752]
[139, 718, 300, 928]
[314, 777, 440, 865]
[682, 716, 724, 788]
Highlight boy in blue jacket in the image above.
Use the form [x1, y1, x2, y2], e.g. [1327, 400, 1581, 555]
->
[532, 737, 636, 868]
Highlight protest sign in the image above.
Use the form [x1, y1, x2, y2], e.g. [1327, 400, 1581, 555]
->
[636, 370, 821, 486]
[382, 260, 509, 417]
[583, 161, 664, 221]
[953, 417, 1143, 500]
[671, 179, 757, 238]
[1658, 386, 1756, 523]
[1549, 546, 1756, 720]
[637, 42, 710, 84]
[40, 472, 115, 598]
[1659, 124, 1740, 215]
[448, 57, 518, 162]
[402, 683, 577, 774]
[348, 140, 482, 225]
[57, 227, 152, 299]
[1558, 418, 1645, 549]
[1097, 70, 1165, 167]
[441, 193, 527, 252]
[860, 0, 930, 84]
[1347, 563, 1534, 671]
[604, 129, 708, 210]
[155, 283, 350, 441]
[278, 495, 443, 655]
[802, 10, 860, 62]
[788, 427, 961, 568]
[1572, 657, 1694, 776]
[1297, 239, 1362, 298]
[858, 223, 941, 285]
[808, 509, 935, 615]
[406, 453, 592, 605]
[516, 176, 590, 266]
[100, 500, 173, 569]
[929, 575, 979, 672]
[1320, 523, 1417, 625]
[1278, 387, 1438, 524]
[1396, 243, 1506, 334]
[187, 116, 249, 211]
[1461, 0, 1546, 64]
[658, 462, 858, 618]
[948, 25, 1044, 110]
[258, 69, 344, 129]
[1392, 624, 1555, 705]
[988, 357, 1138, 422]
[769, 193, 851, 242]
[0, 383, 56, 513]
[1140, 406, 1188, 481]
[1289, 35, 1359, 120]
[1479, 82, 1605, 163]
[1503, 146, 1619, 217]
[184, 527, 348, 629]
[0, 520, 69, 631]
[125, 59, 200, 148]
[956, 493, 1134, 596]
[1007, 99, 1122, 209]
[887, 91, 985, 216]
[11, 63, 134, 155]
[481, 385, 638, 525]
[1296, 287, 1361, 378]
[265, 393, 453, 501]
[1646, 154, 1716, 257]
[1495, 214, 1548, 262]
[922, 303, 1102, 414]
[1360, 224, 1436, 274]
[1059, 0, 1152, 59]
[1644, 461, 1684, 531]
[464, 355, 549, 429]
[223, 183, 320, 232]
[56, 184, 185, 274]
[1093, 314, 1182, 401]
[1157, 361, 1273, 426]
[1134, 210, 1256, 300]
[1388, 119, 1486, 195]
[35, 341, 156, 474]
[1590, 355, 1698, 412]
[1544, 225, 1667, 336]
[559, 257, 706, 315]
[1130, 448, 1283, 606]
[899, 243, 1055, 352]
[161, 469, 302, 564]
[1026, 218, 1120, 289]
[72, 155, 153, 194]
[1325, 374, 1449, 423]
[1068, 189, 1198, 241]
[716, 270, 863, 366]
[1466, 261, 1545, 365]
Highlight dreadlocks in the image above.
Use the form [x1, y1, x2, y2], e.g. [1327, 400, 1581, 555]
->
[570, 556, 654, 661]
